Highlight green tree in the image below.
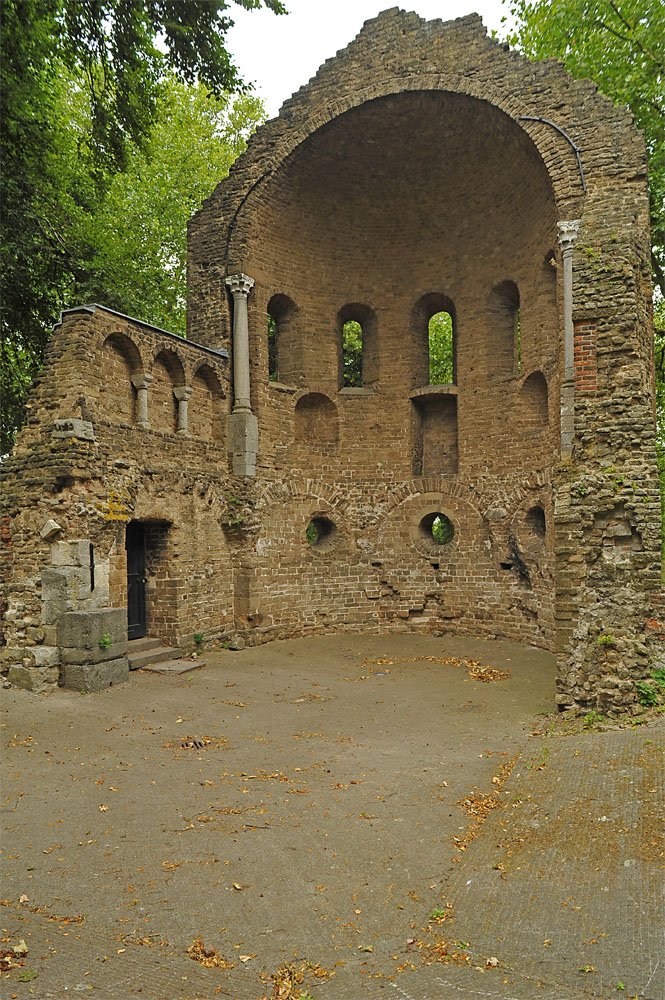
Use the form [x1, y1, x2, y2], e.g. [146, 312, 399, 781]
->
[505, 0, 664, 297]
[342, 320, 363, 387]
[0, 0, 282, 453]
[428, 312, 454, 384]
[70, 77, 265, 334]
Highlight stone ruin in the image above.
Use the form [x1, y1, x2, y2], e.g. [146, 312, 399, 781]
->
[1, 9, 662, 710]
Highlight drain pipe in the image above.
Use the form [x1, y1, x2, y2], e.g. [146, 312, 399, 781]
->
[557, 220, 580, 457]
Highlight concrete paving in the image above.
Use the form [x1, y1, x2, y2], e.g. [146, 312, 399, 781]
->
[1, 634, 662, 999]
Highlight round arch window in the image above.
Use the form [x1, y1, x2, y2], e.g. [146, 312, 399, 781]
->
[420, 512, 455, 545]
[305, 516, 336, 549]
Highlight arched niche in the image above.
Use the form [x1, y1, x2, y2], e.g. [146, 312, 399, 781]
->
[267, 293, 300, 384]
[101, 333, 143, 425]
[150, 348, 185, 435]
[190, 363, 224, 442]
[489, 280, 520, 379]
[294, 392, 338, 444]
[520, 370, 549, 430]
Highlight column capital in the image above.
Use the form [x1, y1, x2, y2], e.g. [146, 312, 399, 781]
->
[225, 273, 255, 297]
[173, 385, 192, 402]
[557, 219, 581, 253]
[131, 373, 153, 391]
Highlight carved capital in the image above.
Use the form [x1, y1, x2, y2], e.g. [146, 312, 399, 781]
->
[131, 373, 153, 391]
[557, 219, 581, 253]
[225, 273, 255, 298]
[173, 385, 193, 402]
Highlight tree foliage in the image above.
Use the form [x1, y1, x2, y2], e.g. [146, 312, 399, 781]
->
[342, 321, 363, 387]
[506, 0, 664, 298]
[0, 0, 279, 453]
[428, 312, 454, 384]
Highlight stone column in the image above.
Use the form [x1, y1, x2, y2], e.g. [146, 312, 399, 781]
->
[557, 220, 580, 456]
[174, 385, 192, 436]
[131, 373, 153, 429]
[225, 273, 258, 476]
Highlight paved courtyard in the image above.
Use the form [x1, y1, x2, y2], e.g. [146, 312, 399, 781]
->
[1, 634, 663, 999]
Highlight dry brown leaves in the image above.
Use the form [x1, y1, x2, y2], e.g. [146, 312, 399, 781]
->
[118, 932, 169, 948]
[360, 655, 510, 682]
[0, 939, 28, 972]
[457, 791, 500, 822]
[259, 960, 335, 999]
[6, 735, 34, 748]
[187, 936, 234, 970]
[28, 905, 84, 924]
[163, 735, 229, 750]
[407, 927, 470, 968]
[452, 754, 518, 859]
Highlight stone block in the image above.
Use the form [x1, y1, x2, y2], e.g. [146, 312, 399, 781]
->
[61, 658, 129, 692]
[1, 647, 24, 666]
[30, 646, 60, 668]
[42, 566, 90, 605]
[51, 540, 92, 567]
[60, 640, 127, 665]
[229, 411, 258, 477]
[52, 417, 94, 441]
[40, 519, 63, 540]
[57, 608, 127, 650]
[8, 665, 59, 693]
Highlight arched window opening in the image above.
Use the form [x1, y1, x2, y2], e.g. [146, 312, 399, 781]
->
[412, 293, 456, 388]
[267, 313, 277, 380]
[343, 320, 363, 386]
[428, 311, 454, 384]
[338, 304, 377, 389]
[490, 280, 520, 378]
[267, 294, 298, 384]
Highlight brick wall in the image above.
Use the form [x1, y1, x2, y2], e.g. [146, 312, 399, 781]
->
[2, 10, 660, 712]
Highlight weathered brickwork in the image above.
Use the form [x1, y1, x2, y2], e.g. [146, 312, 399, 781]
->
[1, 10, 661, 711]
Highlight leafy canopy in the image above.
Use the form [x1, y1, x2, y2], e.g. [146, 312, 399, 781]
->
[0, 0, 279, 453]
[505, 0, 664, 296]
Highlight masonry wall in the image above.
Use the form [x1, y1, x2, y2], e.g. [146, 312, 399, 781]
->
[2, 9, 661, 710]
[185, 9, 661, 711]
[0, 309, 236, 688]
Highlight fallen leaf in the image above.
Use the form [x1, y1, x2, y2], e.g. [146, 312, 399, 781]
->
[232, 882, 243, 891]
[99, 804, 109, 812]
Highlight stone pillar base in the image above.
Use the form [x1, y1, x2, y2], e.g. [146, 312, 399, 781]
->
[229, 410, 258, 477]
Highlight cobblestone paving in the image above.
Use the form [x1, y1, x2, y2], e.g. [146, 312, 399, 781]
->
[1, 635, 662, 999]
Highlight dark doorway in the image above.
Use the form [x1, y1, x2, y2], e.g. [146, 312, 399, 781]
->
[126, 521, 146, 639]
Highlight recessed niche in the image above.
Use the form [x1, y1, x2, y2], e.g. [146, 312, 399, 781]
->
[294, 392, 338, 443]
[411, 392, 458, 475]
[526, 505, 546, 538]
[519, 371, 548, 429]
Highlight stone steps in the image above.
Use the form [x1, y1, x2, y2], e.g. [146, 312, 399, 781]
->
[127, 638, 205, 675]
[127, 636, 162, 655]
[128, 642, 179, 671]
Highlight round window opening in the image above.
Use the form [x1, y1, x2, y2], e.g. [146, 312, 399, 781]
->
[306, 516, 336, 547]
[526, 505, 546, 538]
[420, 512, 454, 545]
